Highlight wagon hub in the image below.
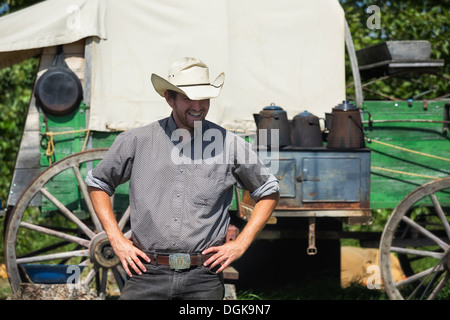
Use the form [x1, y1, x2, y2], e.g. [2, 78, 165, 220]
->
[89, 232, 120, 268]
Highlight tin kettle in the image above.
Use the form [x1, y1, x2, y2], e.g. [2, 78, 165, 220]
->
[327, 100, 365, 149]
[253, 103, 291, 147]
[292, 110, 323, 147]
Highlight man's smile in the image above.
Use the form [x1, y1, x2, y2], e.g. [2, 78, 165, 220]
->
[188, 111, 202, 116]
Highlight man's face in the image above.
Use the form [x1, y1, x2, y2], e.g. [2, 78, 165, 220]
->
[165, 91, 210, 133]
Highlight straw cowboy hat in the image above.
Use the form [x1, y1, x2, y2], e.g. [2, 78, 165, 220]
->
[151, 57, 225, 100]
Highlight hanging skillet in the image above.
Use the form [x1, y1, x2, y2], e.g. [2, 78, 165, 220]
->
[34, 45, 83, 116]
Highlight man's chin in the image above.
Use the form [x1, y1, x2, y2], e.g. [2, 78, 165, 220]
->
[188, 118, 205, 127]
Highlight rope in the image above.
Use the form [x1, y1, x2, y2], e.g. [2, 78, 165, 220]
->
[366, 137, 450, 162]
[45, 129, 90, 164]
[370, 166, 441, 180]
[366, 137, 448, 180]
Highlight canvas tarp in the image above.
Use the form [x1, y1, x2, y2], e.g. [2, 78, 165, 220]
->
[0, 0, 346, 132]
[0, 0, 106, 68]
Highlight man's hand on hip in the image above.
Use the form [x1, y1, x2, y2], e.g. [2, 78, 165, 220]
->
[202, 241, 245, 273]
[110, 235, 151, 277]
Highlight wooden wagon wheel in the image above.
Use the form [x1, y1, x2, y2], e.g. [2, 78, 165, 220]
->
[379, 177, 450, 300]
[5, 148, 131, 299]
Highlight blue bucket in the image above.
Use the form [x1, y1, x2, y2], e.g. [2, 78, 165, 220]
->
[22, 264, 85, 284]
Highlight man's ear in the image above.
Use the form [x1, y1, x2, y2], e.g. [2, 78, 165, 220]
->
[164, 90, 174, 108]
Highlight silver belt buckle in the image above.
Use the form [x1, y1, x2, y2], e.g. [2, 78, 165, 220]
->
[169, 253, 191, 270]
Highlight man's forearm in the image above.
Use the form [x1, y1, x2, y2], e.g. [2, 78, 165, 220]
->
[87, 186, 150, 276]
[202, 191, 279, 272]
[87, 186, 123, 241]
[235, 192, 279, 251]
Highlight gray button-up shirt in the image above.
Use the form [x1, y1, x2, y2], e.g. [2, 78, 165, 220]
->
[85, 115, 278, 253]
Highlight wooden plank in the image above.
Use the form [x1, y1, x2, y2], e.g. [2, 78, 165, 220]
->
[223, 266, 239, 280]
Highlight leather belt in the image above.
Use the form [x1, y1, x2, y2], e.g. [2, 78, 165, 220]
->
[147, 253, 213, 270]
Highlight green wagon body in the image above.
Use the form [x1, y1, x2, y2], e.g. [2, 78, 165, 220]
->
[363, 100, 450, 210]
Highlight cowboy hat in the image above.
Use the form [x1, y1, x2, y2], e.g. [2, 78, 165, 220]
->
[151, 57, 225, 100]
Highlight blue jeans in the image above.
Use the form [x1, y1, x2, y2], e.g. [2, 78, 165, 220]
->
[119, 263, 224, 300]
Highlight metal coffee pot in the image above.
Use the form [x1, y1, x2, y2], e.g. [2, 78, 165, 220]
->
[291, 110, 323, 147]
[253, 103, 291, 147]
[327, 100, 365, 149]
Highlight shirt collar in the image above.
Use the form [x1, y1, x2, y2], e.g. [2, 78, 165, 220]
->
[167, 113, 178, 135]
[167, 113, 210, 140]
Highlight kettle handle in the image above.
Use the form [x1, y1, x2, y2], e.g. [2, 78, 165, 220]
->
[52, 45, 68, 68]
[348, 114, 370, 143]
[319, 117, 325, 129]
[361, 110, 372, 129]
[253, 113, 260, 126]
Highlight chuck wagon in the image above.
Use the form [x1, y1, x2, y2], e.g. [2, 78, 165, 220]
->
[0, 0, 448, 300]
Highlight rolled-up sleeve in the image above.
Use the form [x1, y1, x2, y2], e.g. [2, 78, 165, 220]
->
[250, 174, 279, 201]
[85, 170, 116, 196]
[230, 134, 279, 202]
[84, 131, 136, 196]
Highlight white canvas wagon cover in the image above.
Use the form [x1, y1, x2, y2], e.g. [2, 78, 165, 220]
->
[0, 0, 346, 132]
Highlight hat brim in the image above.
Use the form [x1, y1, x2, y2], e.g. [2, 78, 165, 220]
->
[151, 73, 224, 100]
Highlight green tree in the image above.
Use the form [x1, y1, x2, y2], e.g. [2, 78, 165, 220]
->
[3, 0, 42, 13]
[0, 59, 38, 204]
[0, 0, 41, 205]
[341, 0, 450, 100]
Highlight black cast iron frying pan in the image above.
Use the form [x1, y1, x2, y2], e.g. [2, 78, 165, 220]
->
[34, 45, 83, 116]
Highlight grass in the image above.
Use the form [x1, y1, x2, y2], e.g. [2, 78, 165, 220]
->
[2, 276, 449, 300]
[0, 278, 12, 299]
[0, 278, 386, 300]
[236, 279, 389, 300]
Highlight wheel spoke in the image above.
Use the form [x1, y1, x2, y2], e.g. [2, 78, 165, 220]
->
[427, 271, 449, 300]
[79, 258, 91, 266]
[429, 193, 450, 240]
[98, 268, 109, 300]
[40, 187, 96, 239]
[19, 221, 90, 247]
[407, 260, 445, 300]
[82, 266, 97, 287]
[390, 246, 444, 259]
[401, 215, 448, 250]
[123, 229, 132, 239]
[4, 149, 110, 294]
[18, 241, 69, 259]
[112, 265, 126, 291]
[118, 206, 130, 231]
[419, 270, 444, 300]
[72, 165, 103, 233]
[379, 177, 450, 300]
[16, 249, 89, 264]
[395, 264, 444, 288]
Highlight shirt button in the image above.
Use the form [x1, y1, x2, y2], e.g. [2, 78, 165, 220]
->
[176, 193, 180, 197]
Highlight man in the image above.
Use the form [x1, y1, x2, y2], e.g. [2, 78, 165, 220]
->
[85, 57, 279, 299]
